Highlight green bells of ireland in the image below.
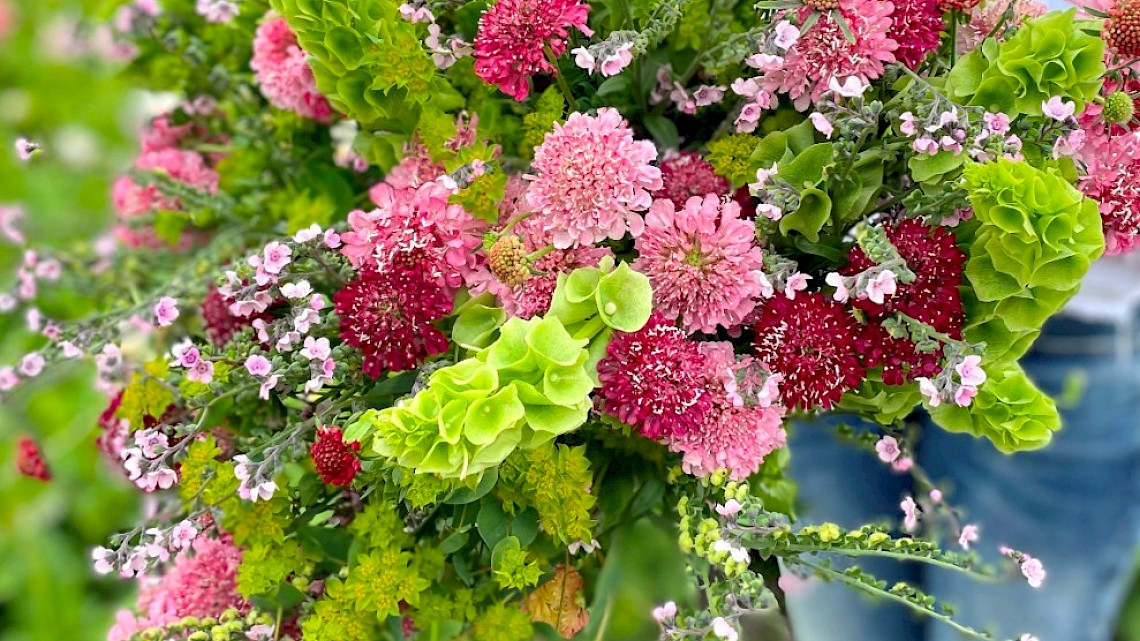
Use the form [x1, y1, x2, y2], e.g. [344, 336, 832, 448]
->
[928, 159, 1103, 452]
[946, 10, 1104, 119]
[361, 260, 653, 479]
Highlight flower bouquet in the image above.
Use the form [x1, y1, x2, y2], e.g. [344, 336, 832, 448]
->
[2, 0, 1129, 639]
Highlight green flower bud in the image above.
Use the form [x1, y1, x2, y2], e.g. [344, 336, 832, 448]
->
[1103, 90, 1135, 124]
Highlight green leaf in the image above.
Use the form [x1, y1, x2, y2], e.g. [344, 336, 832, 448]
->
[596, 74, 632, 98]
[477, 498, 509, 549]
[644, 115, 680, 150]
[510, 508, 540, 547]
[154, 210, 188, 246]
[908, 152, 966, 184]
[779, 188, 832, 242]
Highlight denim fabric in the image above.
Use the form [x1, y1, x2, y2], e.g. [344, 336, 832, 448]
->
[784, 323, 1140, 641]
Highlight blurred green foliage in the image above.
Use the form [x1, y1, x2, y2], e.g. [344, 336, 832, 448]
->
[0, 1, 141, 640]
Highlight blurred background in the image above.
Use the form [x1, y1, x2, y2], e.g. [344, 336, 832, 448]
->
[1, 1, 1139, 640]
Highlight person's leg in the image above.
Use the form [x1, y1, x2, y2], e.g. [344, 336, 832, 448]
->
[921, 344, 1140, 641]
[784, 416, 925, 641]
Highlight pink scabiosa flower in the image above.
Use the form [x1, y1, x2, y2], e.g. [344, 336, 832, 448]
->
[1079, 151, 1140, 254]
[596, 313, 712, 439]
[472, 0, 592, 101]
[653, 151, 731, 209]
[751, 292, 867, 411]
[112, 148, 218, 249]
[759, 0, 898, 110]
[888, 0, 943, 70]
[250, 15, 333, 122]
[665, 342, 786, 481]
[633, 195, 765, 334]
[333, 266, 452, 377]
[526, 108, 662, 248]
[341, 180, 485, 291]
[959, 0, 1046, 52]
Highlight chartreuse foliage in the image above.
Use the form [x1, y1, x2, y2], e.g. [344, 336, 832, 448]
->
[496, 442, 597, 544]
[926, 160, 1103, 451]
[946, 10, 1104, 118]
[116, 359, 175, 430]
[359, 260, 653, 479]
[269, 0, 465, 164]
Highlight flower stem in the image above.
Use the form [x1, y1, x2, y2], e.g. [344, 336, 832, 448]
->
[545, 46, 579, 112]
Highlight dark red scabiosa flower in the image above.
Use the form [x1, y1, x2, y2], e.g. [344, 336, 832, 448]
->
[309, 426, 362, 487]
[596, 313, 712, 439]
[201, 284, 273, 347]
[472, 0, 592, 101]
[334, 266, 452, 378]
[889, 0, 944, 70]
[17, 436, 51, 481]
[751, 293, 867, 411]
[654, 151, 732, 210]
[936, 0, 981, 10]
[841, 218, 966, 384]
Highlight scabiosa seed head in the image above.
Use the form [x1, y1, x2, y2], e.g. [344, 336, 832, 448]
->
[488, 234, 531, 288]
[309, 426, 362, 486]
[654, 151, 731, 209]
[472, 0, 592, 101]
[596, 313, 712, 439]
[16, 437, 51, 481]
[1104, 90, 1135, 124]
[526, 107, 662, 249]
[751, 293, 867, 411]
[1106, 0, 1140, 59]
[333, 266, 452, 377]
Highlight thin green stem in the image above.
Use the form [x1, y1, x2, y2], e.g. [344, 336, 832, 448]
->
[791, 558, 994, 640]
[545, 46, 579, 112]
[778, 544, 996, 580]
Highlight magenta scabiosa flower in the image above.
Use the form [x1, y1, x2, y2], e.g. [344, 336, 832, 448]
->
[472, 0, 592, 101]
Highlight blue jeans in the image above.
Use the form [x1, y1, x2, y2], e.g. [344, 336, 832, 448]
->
[785, 314, 1140, 641]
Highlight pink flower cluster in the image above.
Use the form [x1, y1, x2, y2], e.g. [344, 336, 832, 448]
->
[250, 16, 333, 122]
[633, 195, 766, 334]
[107, 534, 243, 641]
[472, 0, 592, 100]
[526, 108, 661, 248]
[756, 0, 898, 111]
[342, 180, 485, 291]
[112, 147, 219, 249]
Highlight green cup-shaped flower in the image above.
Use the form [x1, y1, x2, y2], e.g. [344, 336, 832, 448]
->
[946, 10, 1104, 118]
[929, 363, 1059, 452]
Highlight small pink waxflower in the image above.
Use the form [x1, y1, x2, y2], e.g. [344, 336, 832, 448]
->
[784, 272, 811, 299]
[916, 376, 941, 407]
[958, 524, 979, 550]
[716, 499, 744, 516]
[19, 352, 45, 377]
[1021, 557, 1046, 588]
[825, 272, 850, 303]
[600, 43, 633, 77]
[984, 111, 1011, 134]
[245, 354, 272, 377]
[0, 367, 17, 391]
[899, 112, 917, 135]
[892, 456, 914, 472]
[1, 205, 26, 245]
[1042, 96, 1076, 121]
[280, 280, 312, 299]
[153, 296, 180, 327]
[875, 435, 901, 463]
[259, 374, 280, 400]
[955, 354, 986, 387]
[528, 108, 661, 248]
[809, 112, 834, 138]
[186, 359, 215, 384]
[261, 241, 292, 275]
[293, 224, 323, 243]
[773, 20, 800, 50]
[178, 346, 201, 369]
[571, 46, 595, 72]
[864, 269, 898, 305]
[711, 617, 739, 641]
[953, 384, 978, 407]
[169, 520, 198, 551]
[197, 0, 239, 22]
[900, 496, 919, 531]
[300, 336, 331, 361]
[15, 137, 39, 161]
[929, 488, 943, 503]
[828, 76, 868, 98]
[652, 601, 678, 622]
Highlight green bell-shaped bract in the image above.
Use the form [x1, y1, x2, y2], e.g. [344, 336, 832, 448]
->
[926, 159, 1103, 451]
[928, 362, 1060, 453]
[945, 10, 1105, 119]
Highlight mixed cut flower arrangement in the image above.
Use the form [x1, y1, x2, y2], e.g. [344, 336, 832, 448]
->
[3, 0, 1133, 638]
